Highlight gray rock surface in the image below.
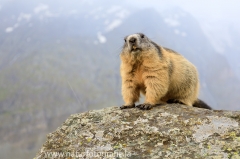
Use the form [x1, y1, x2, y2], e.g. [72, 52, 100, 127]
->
[35, 104, 240, 159]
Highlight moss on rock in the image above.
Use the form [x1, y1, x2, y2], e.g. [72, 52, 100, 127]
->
[35, 104, 240, 159]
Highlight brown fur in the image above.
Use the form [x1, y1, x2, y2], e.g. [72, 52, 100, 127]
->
[120, 33, 211, 110]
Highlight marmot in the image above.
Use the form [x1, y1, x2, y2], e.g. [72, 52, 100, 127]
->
[120, 33, 211, 110]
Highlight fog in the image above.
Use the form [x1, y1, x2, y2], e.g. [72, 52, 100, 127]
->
[0, 0, 239, 158]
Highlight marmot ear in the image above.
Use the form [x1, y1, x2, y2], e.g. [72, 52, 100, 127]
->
[138, 33, 145, 38]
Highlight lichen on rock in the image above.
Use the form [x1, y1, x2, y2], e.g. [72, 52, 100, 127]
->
[35, 104, 240, 159]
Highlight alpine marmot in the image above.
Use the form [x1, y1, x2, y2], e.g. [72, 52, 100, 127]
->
[120, 33, 211, 110]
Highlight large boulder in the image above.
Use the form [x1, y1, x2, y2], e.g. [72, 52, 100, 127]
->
[35, 104, 240, 159]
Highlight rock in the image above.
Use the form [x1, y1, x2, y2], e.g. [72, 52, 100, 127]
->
[35, 104, 240, 159]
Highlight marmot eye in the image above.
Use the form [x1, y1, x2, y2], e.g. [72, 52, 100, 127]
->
[124, 38, 126, 42]
[141, 34, 144, 38]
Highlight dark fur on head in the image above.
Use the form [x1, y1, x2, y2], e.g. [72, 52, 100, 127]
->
[122, 33, 162, 56]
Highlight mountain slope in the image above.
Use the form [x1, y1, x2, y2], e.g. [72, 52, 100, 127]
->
[0, 1, 240, 158]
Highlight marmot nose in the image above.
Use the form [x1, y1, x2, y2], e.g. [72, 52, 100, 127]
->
[129, 37, 136, 44]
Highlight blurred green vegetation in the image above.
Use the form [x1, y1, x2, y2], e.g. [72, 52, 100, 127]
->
[0, 3, 240, 159]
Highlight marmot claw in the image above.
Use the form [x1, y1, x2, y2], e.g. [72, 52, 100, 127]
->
[136, 104, 153, 110]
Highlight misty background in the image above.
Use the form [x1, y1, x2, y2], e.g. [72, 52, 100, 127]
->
[0, 0, 240, 158]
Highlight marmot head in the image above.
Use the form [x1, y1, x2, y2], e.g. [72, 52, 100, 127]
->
[122, 33, 160, 55]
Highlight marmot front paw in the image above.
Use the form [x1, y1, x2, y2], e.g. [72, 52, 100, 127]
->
[136, 103, 153, 110]
[120, 104, 135, 109]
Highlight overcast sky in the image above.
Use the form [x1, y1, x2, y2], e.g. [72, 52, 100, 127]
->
[127, 0, 240, 33]
[1, 0, 239, 48]
[129, 0, 240, 23]
[126, 0, 240, 52]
